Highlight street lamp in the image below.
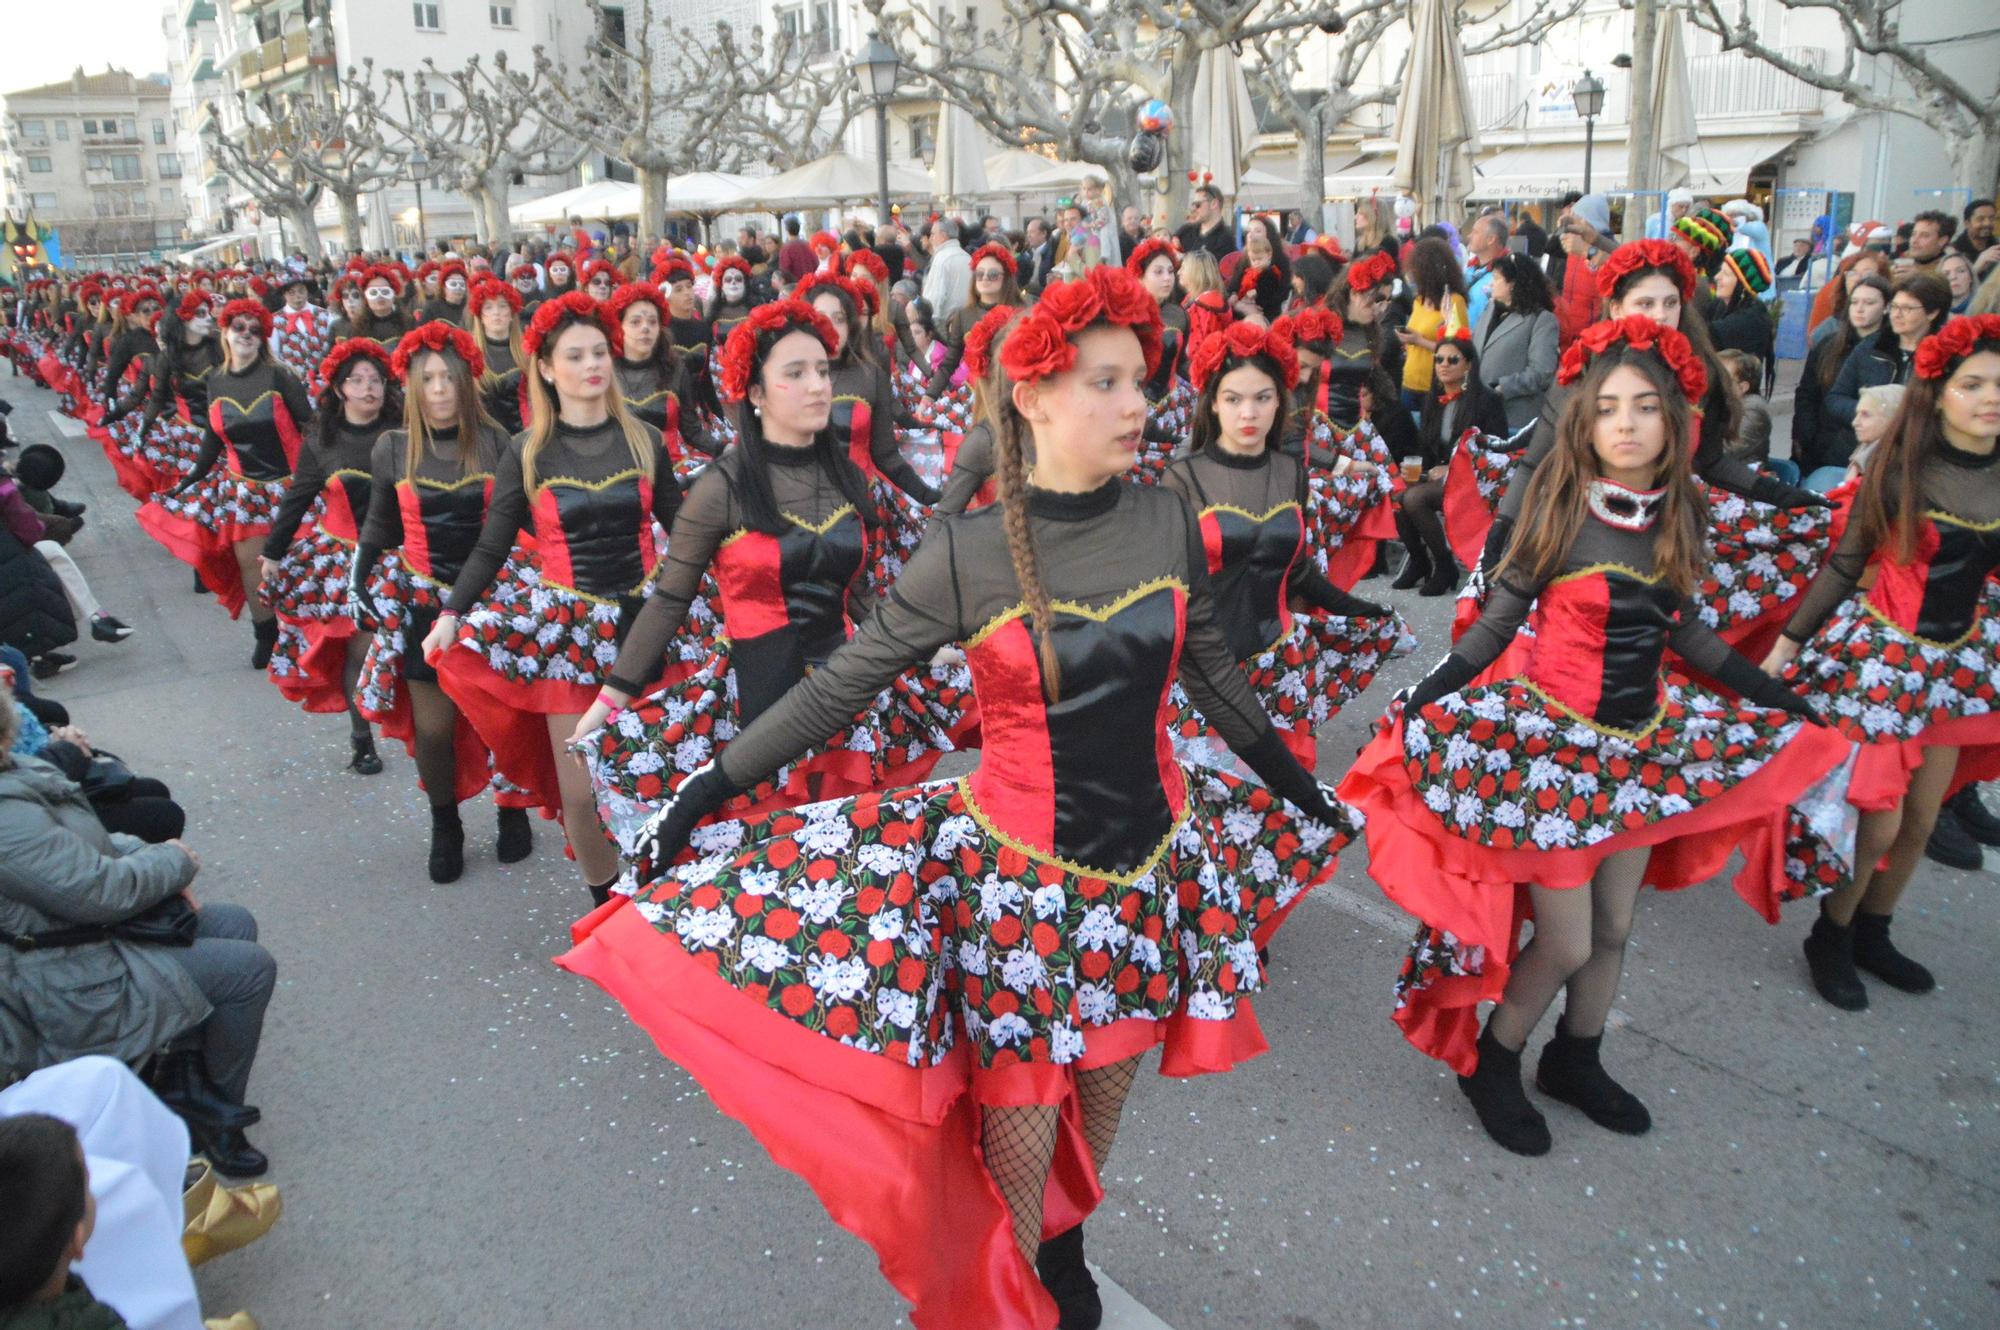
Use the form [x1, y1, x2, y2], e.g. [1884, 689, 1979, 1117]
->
[1572, 69, 1606, 197]
[407, 148, 429, 257]
[854, 31, 900, 227]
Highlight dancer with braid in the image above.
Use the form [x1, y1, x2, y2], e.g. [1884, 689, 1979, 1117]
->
[1340, 317, 1850, 1157]
[351, 321, 538, 882]
[558, 268, 1355, 1330]
[1768, 315, 2000, 1009]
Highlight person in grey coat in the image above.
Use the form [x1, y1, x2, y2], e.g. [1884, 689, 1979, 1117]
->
[1471, 254, 1560, 433]
[0, 702, 274, 1176]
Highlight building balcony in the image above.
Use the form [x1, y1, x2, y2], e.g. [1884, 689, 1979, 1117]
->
[181, 0, 216, 25]
[1688, 47, 1825, 117]
[1466, 72, 1520, 132]
[237, 30, 333, 92]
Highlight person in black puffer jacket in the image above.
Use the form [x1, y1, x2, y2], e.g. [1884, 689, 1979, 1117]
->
[0, 473, 74, 666]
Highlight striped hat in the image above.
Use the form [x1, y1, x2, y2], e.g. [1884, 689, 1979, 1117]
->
[1723, 247, 1772, 297]
[1674, 207, 1733, 256]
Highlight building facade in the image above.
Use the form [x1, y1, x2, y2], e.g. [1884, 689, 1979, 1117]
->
[0, 68, 191, 264]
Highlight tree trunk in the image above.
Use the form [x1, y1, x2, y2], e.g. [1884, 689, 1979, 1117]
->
[639, 165, 669, 244]
[335, 189, 365, 252]
[1950, 125, 2000, 197]
[280, 200, 320, 258]
[1297, 104, 1328, 233]
[1623, 0, 1659, 241]
[479, 164, 515, 245]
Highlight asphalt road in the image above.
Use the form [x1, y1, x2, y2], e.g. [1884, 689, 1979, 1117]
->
[12, 365, 1995, 1330]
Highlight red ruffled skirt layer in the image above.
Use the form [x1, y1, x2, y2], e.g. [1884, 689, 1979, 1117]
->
[133, 470, 285, 619]
[266, 523, 363, 715]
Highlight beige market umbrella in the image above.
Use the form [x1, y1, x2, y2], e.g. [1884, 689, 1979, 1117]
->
[1189, 45, 1259, 197]
[1634, 8, 1698, 195]
[932, 102, 991, 205]
[983, 149, 1061, 191]
[1392, 0, 1480, 222]
[721, 152, 933, 211]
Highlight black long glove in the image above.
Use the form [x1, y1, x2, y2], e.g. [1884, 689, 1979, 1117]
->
[1234, 727, 1347, 828]
[345, 545, 384, 632]
[1702, 648, 1826, 725]
[1404, 652, 1482, 717]
[1748, 471, 1832, 511]
[1477, 513, 1514, 580]
[630, 759, 744, 876]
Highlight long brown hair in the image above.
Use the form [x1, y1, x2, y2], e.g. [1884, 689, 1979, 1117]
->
[1852, 330, 2000, 563]
[463, 293, 526, 373]
[521, 311, 656, 493]
[1496, 347, 1710, 596]
[1819, 274, 1890, 388]
[992, 394, 1061, 701]
[401, 346, 491, 479]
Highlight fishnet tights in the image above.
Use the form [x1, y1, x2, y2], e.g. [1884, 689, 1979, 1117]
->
[981, 1054, 1145, 1264]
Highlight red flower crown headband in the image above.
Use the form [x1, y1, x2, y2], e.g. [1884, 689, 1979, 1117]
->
[970, 242, 1018, 278]
[360, 264, 404, 295]
[1125, 236, 1181, 280]
[961, 304, 1020, 381]
[522, 291, 608, 364]
[1557, 315, 1708, 404]
[710, 255, 752, 286]
[390, 319, 487, 383]
[1595, 239, 1696, 303]
[603, 282, 671, 355]
[999, 267, 1163, 385]
[1914, 314, 2000, 381]
[717, 299, 840, 403]
[545, 250, 577, 272]
[580, 259, 621, 287]
[841, 249, 888, 286]
[1345, 250, 1397, 292]
[415, 260, 440, 280]
[650, 255, 695, 286]
[1279, 306, 1344, 349]
[468, 277, 522, 315]
[215, 298, 273, 339]
[810, 230, 841, 253]
[319, 338, 397, 391]
[793, 270, 861, 312]
[176, 292, 211, 322]
[1189, 319, 1300, 393]
[436, 261, 468, 285]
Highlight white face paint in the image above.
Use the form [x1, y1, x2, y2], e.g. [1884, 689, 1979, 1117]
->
[722, 272, 746, 302]
[445, 276, 467, 298]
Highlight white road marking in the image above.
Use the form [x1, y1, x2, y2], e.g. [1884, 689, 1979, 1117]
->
[1094, 1265, 1176, 1329]
[47, 411, 89, 438]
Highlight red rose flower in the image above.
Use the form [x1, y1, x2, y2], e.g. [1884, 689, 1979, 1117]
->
[717, 299, 840, 402]
[1914, 314, 2000, 380]
[961, 303, 1020, 381]
[998, 307, 1078, 384]
[317, 338, 396, 394]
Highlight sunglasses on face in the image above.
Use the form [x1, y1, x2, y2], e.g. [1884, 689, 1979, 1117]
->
[228, 321, 261, 335]
[1435, 354, 1465, 367]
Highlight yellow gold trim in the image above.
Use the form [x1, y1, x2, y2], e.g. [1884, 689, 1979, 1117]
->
[1859, 596, 1984, 651]
[622, 387, 671, 408]
[1200, 501, 1301, 524]
[783, 504, 857, 536]
[955, 777, 1190, 887]
[1550, 561, 1665, 587]
[211, 389, 276, 414]
[965, 577, 1186, 651]
[832, 393, 866, 406]
[408, 472, 494, 493]
[1519, 680, 1667, 741]
[328, 468, 370, 481]
[533, 467, 643, 492]
[539, 576, 648, 606]
[1927, 508, 2000, 533]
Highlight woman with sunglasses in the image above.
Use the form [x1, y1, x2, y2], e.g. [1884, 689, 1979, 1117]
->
[137, 299, 316, 667]
[351, 266, 415, 352]
[1394, 326, 1510, 597]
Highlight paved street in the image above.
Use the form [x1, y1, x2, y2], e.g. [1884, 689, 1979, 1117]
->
[12, 368, 1996, 1330]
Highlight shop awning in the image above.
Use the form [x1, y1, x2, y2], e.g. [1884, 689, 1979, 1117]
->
[1322, 153, 1396, 197]
[1467, 133, 1800, 200]
[1681, 134, 1801, 196]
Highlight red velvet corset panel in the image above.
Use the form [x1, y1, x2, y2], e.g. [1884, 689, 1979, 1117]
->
[711, 505, 868, 721]
[209, 387, 303, 481]
[316, 470, 371, 542]
[1522, 566, 1681, 732]
[830, 394, 875, 480]
[1199, 501, 1305, 660]
[1865, 511, 2000, 645]
[528, 472, 659, 598]
[396, 473, 494, 585]
[962, 581, 1191, 877]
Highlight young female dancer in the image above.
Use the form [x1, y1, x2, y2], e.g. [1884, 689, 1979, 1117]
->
[260, 339, 398, 773]
[1340, 316, 1849, 1157]
[556, 268, 1354, 1330]
[604, 281, 715, 486]
[1767, 314, 2000, 1009]
[933, 304, 1019, 516]
[351, 321, 538, 882]
[464, 278, 528, 435]
[423, 293, 680, 904]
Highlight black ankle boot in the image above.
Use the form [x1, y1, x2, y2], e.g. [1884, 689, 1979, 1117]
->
[1457, 1024, 1550, 1156]
[1803, 909, 1868, 1010]
[1851, 912, 1935, 993]
[249, 618, 279, 669]
[587, 878, 615, 908]
[146, 1050, 260, 1133]
[189, 1122, 268, 1179]
[192, 568, 208, 594]
[428, 805, 465, 884]
[1418, 560, 1461, 597]
[348, 732, 383, 775]
[495, 806, 534, 863]
[1391, 513, 1431, 590]
[1034, 1224, 1103, 1330]
[1536, 1020, 1651, 1135]
[1948, 786, 2000, 847]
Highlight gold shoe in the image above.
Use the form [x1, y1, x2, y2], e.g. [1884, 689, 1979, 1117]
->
[182, 1158, 217, 1227]
[203, 1315, 259, 1330]
[182, 1172, 283, 1267]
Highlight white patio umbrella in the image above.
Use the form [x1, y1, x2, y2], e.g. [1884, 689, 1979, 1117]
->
[661, 171, 759, 217]
[1633, 8, 1698, 196]
[1237, 165, 1300, 200]
[982, 149, 1060, 192]
[509, 179, 639, 227]
[932, 103, 991, 205]
[1001, 158, 1105, 193]
[720, 151, 933, 211]
[507, 181, 596, 227]
[1392, 0, 1480, 222]
[1188, 45, 1259, 197]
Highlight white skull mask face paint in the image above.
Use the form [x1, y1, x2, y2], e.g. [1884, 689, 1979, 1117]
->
[445, 276, 467, 298]
[722, 272, 746, 302]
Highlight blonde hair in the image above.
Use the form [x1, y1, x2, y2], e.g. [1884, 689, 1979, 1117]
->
[521, 318, 656, 493]
[1856, 382, 1906, 422]
[462, 296, 526, 374]
[1179, 250, 1223, 298]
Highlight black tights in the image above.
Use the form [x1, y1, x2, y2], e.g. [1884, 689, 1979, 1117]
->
[408, 679, 461, 807]
[343, 634, 372, 740]
[1488, 847, 1648, 1050]
[1397, 479, 1451, 569]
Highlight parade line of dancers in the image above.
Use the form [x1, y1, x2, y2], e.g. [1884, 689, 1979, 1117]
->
[9, 236, 1997, 1330]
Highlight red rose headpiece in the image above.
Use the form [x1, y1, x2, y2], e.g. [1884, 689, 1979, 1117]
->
[1188, 319, 1300, 393]
[603, 282, 671, 355]
[360, 264, 404, 295]
[1595, 239, 1696, 303]
[999, 267, 1162, 385]
[216, 298, 274, 339]
[390, 319, 487, 383]
[127, 285, 162, 310]
[319, 338, 396, 391]
[1125, 236, 1182, 281]
[650, 254, 695, 286]
[841, 249, 887, 286]
[545, 250, 578, 275]
[176, 291, 211, 322]
[970, 242, 1018, 278]
[1278, 306, 1344, 349]
[810, 230, 841, 255]
[437, 260, 468, 285]
[849, 276, 881, 318]
[793, 270, 859, 311]
[78, 282, 104, 304]
[717, 299, 840, 404]
[1557, 315, 1708, 404]
[1345, 251, 1397, 292]
[415, 260, 440, 282]
[580, 258, 621, 288]
[522, 291, 609, 363]
[710, 255, 752, 287]
[468, 277, 522, 315]
[1914, 314, 2000, 381]
[961, 304, 1020, 381]
[247, 276, 270, 297]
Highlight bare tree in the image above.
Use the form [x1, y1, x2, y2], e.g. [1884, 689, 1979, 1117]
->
[534, 3, 858, 236]
[1688, 0, 1999, 193]
[205, 86, 403, 253]
[866, 0, 1351, 217]
[348, 52, 589, 245]
[1248, 1, 1578, 217]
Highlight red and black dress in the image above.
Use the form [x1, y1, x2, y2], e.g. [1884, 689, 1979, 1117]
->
[583, 444, 974, 857]
[557, 479, 1356, 1330]
[1338, 487, 1853, 1075]
[89, 323, 161, 500]
[1133, 301, 1195, 480]
[135, 359, 314, 617]
[354, 422, 539, 808]
[614, 356, 717, 489]
[1780, 441, 2000, 810]
[434, 419, 683, 811]
[262, 416, 391, 712]
[1162, 446, 1411, 769]
[933, 419, 997, 516]
[830, 357, 940, 585]
[1280, 381, 1401, 590]
[132, 329, 223, 497]
[476, 336, 528, 436]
